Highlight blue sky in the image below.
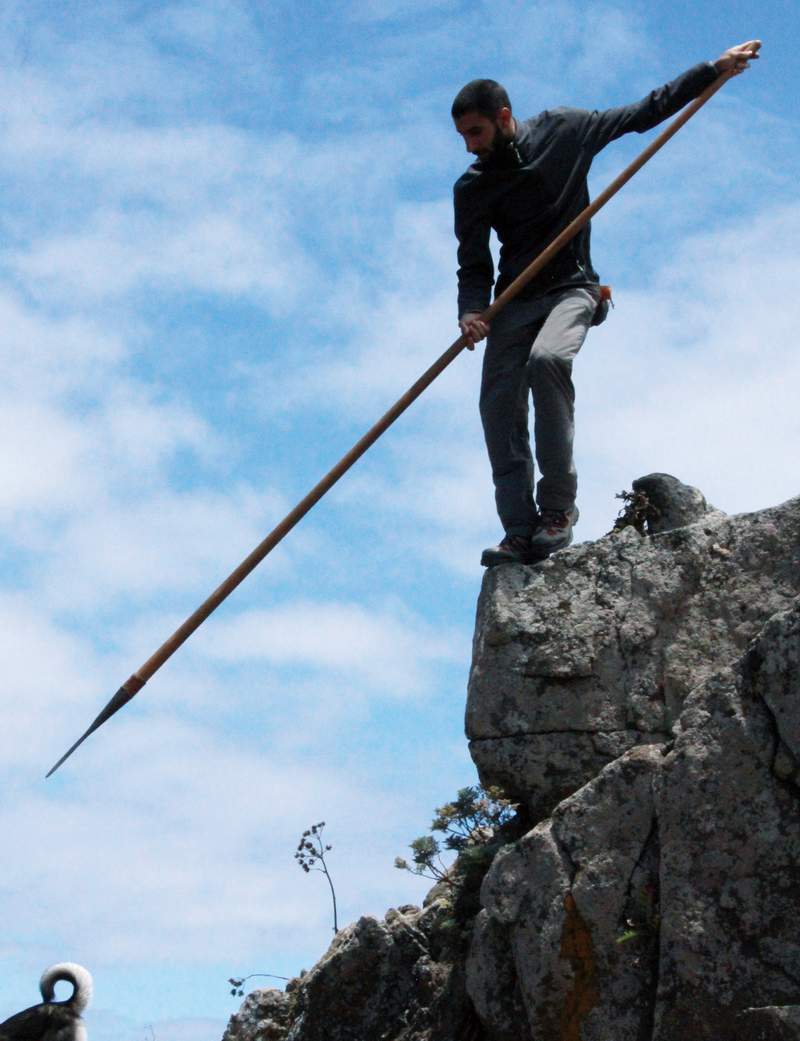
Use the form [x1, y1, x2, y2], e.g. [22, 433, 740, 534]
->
[0, 2, 796, 1039]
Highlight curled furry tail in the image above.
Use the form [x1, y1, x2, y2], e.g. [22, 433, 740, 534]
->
[39, 963, 93, 1013]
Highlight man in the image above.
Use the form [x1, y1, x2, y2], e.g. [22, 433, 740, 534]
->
[452, 40, 760, 567]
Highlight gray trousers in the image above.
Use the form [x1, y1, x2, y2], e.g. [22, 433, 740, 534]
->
[479, 287, 599, 536]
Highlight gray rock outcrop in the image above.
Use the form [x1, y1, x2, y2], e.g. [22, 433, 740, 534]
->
[470, 600, 800, 1039]
[468, 486, 800, 821]
[223, 987, 291, 1041]
[223, 479, 800, 1041]
[631, 472, 721, 533]
[222, 903, 481, 1041]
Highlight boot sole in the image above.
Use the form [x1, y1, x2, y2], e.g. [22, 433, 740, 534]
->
[481, 549, 528, 567]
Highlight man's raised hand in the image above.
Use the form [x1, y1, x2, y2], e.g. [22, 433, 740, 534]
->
[459, 313, 490, 350]
[714, 40, 761, 76]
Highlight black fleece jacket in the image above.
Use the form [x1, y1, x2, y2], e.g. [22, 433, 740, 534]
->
[453, 61, 718, 318]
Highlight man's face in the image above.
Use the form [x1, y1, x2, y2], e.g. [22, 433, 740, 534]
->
[454, 109, 511, 159]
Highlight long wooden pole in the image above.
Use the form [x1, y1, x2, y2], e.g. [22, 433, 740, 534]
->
[46, 69, 734, 778]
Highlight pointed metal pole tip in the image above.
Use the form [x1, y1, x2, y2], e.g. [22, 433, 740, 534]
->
[46, 679, 144, 778]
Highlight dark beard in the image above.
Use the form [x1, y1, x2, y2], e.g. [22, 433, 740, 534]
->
[491, 124, 506, 153]
[481, 124, 521, 168]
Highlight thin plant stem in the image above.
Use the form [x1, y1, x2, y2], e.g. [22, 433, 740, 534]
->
[322, 862, 338, 933]
[295, 822, 339, 935]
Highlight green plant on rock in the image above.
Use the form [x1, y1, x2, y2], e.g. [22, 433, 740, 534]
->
[395, 785, 520, 928]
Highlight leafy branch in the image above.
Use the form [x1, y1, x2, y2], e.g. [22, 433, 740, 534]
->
[395, 786, 518, 890]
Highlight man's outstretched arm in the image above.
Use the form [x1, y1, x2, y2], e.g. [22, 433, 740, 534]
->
[586, 40, 761, 152]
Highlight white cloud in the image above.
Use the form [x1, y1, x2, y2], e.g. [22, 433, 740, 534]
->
[469, 0, 649, 104]
[13, 202, 311, 309]
[345, 0, 458, 23]
[86, 1010, 228, 1041]
[140, 1019, 229, 1041]
[0, 596, 103, 770]
[0, 291, 124, 394]
[0, 287, 221, 527]
[569, 5, 649, 87]
[0, 401, 100, 518]
[2, 705, 447, 968]
[36, 483, 290, 611]
[201, 598, 462, 696]
[333, 434, 499, 576]
[573, 201, 800, 519]
[144, 1, 264, 58]
[237, 198, 467, 420]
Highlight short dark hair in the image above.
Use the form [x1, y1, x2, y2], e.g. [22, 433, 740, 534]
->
[451, 79, 511, 120]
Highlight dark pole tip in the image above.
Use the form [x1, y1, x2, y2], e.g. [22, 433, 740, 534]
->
[45, 681, 143, 778]
[46, 730, 95, 778]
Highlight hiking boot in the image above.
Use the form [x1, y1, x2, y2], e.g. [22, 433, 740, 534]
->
[529, 506, 580, 558]
[481, 532, 532, 567]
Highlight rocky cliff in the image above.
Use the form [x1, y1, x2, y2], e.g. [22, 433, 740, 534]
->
[223, 476, 800, 1041]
